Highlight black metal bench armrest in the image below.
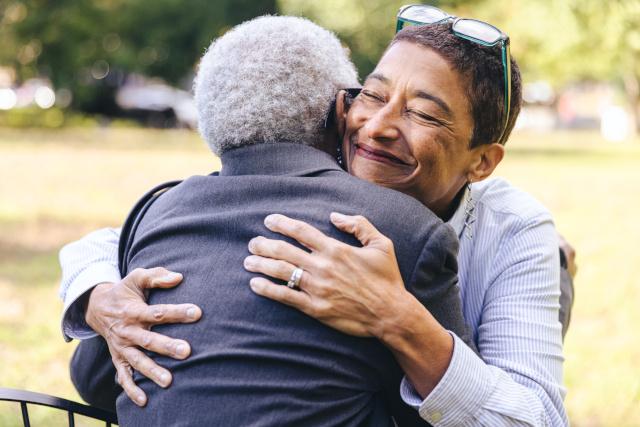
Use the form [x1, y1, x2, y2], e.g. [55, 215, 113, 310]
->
[0, 387, 117, 426]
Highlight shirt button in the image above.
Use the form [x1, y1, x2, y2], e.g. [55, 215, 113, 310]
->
[430, 411, 443, 423]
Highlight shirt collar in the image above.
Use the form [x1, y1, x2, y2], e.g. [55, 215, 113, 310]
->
[219, 143, 343, 177]
[447, 186, 469, 238]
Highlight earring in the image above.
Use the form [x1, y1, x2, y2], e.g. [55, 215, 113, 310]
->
[463, 182, 476, 240]
[336, 144, 344, 168]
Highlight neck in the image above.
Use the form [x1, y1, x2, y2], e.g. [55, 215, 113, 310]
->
[431, 185, 467, 221]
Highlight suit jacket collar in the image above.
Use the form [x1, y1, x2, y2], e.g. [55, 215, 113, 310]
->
[219, 143, 343, 177]
[220, 142, 471, 235]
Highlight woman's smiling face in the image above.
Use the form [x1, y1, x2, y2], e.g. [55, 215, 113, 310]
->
[343, 41, 476, 218]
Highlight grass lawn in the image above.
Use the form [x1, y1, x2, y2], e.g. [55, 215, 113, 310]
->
[0, 127, 638, 426]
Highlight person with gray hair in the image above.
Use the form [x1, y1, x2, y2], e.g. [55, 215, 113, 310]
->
[195, 15, 358, 153]
[68, 15, 471, 426]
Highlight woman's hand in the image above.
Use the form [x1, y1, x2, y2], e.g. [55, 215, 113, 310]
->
[244, 212, 416, 340]
[246, 213, 455, 397]
[85, 267, 202, 406]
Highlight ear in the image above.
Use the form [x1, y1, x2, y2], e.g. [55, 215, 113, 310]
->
[467, 143, 504, 183]
[335, 90, 348, 139]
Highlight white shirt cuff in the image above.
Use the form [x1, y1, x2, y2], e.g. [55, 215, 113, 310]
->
[399, 333, 498, 426]
[61, 263, 121, 342]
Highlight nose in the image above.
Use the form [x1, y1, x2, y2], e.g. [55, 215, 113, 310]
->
[364, 104, 400, 143]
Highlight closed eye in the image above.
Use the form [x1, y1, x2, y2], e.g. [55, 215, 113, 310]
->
[408, 109, 443, 125]
[361, 90, 385, 103]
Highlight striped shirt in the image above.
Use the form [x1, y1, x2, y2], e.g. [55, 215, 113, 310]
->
[400, 177, 567, 426]
[58, 177, 567, 426]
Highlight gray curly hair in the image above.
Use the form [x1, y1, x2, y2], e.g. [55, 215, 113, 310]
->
[194, 16, 360, 155]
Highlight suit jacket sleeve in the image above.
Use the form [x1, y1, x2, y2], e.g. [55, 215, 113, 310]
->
[406, 223, 476, 352]
[70, 336, 119, 412]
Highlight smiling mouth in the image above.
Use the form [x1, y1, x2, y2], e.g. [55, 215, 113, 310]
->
[354, 143, 409, 166]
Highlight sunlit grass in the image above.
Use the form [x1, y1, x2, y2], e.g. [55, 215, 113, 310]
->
[0, 127, 638, 426]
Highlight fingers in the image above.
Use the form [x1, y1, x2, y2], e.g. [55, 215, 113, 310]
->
[249, 277, 312, 311]
[135, 303, 202, 325]
[244, 255, 301, 285]
[248, 236, 311, 268]
[128, 328, 192, 360]
[115, 361, 147, 407]
[264, 214, 330, 251]
[125, 267, 183, 291]
[121, 346, 172, 390]
[330, 212, 390, 249]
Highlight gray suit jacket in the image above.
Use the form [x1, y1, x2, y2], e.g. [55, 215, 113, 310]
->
[72, 143, 473, 426]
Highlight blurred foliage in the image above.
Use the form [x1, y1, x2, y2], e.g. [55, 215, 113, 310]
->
[463, 0, 640, 128]
[0, 107, 70, 128]
[0, 0, 276, 113]
[1, 0, 639, 123]
[279, 0, 640, 129]
[0, 107, 138, 128]
[278, 0, 477, 78]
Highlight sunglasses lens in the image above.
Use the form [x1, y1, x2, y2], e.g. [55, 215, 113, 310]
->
[453, 19, 502, 44]
[400, 5, 448, 24]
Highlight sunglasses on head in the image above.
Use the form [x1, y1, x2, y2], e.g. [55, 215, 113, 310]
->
[396, 4, 512, 145]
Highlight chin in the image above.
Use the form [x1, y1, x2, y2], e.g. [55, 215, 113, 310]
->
[350, 159, 412, 191]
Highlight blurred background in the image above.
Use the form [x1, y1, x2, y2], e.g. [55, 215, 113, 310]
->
[0, 0, 638, 425]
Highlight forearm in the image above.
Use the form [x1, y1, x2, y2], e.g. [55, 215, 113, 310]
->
[397, 217, 568, 426]
[400, 333, 563, 427]
[379, 292, 453, 398]
[378, 297, 555, 426]
[59, 227, 122, 340]
[379, 297, 559, 426]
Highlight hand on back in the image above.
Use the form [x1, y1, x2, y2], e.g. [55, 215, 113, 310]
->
[85, 267, 201, 406]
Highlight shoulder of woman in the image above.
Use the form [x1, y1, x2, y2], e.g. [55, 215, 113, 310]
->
[471, 177, 553, 225]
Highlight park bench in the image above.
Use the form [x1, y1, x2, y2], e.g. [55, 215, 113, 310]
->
[0, 387, 117, 426]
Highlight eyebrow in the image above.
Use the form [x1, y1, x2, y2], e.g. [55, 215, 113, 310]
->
[414, 90, 453, 118]
[364, 72, 390, 85]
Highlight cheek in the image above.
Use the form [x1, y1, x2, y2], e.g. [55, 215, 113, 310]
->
[343, 106, 369, 166]
[345, 101, 373, 133]
[408, 132, 462, 193]
[410, 131, 445, 176]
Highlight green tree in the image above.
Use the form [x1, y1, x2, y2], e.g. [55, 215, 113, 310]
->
[582, 0, 640, 133]
[280, 0, 640, 134]
[278, 0, 479, 78]
[458, 0, 640, 133]
[1, 0, 276, 113]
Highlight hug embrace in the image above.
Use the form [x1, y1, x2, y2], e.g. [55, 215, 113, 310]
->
[60, 8, 573, 427]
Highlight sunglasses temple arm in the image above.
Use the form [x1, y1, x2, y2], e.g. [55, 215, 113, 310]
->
[497, 41, 511, 144]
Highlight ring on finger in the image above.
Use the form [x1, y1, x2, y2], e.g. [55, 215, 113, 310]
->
[287, 267, 304, 290]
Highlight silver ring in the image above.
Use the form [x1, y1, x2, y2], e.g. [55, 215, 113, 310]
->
[287, 267, 304, 290]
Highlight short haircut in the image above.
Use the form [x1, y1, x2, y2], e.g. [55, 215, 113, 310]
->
[194, 16, 359, 155]
[392, 23, 522, 147]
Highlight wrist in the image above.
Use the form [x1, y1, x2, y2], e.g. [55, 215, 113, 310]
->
[376, 293, 454, 397]
[84, 281, 115, 333]
[376, 290, 431, 346]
